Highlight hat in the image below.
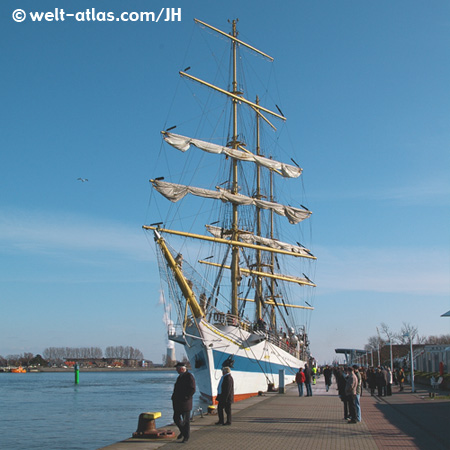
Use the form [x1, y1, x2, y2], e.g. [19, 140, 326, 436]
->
[175, 362, 186, 368]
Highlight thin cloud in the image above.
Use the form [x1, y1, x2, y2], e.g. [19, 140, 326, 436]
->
[315, 245, 450, 295]
[0, 208, 154, 262]
[311, 177, 450, 205]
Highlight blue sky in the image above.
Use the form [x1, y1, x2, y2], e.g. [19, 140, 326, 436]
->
[1, 0, 449, 364]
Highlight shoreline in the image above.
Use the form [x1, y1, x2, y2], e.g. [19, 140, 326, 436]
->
[1, 366, 177, 373]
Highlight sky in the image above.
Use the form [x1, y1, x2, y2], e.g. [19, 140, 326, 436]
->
[1, 0, 449, 365]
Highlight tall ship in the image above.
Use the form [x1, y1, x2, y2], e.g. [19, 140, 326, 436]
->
[144, 18, 316, 402]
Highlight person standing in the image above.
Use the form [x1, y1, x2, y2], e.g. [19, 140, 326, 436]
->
[345, 366, 358, 424]
[381, 367, 389, 396]
[397, 367, 405, 391]
[323, 365, 332, 392]
[367, 367, 376, 396]
[304, 364, 313, 396]
[216, 367, 234, 426]
[172, 362, 196, 443]
[387, 367, 393, 396]
[352, 365, 362, 422]
[295, 367, 306, 396]
[336, 368, 349, 420]
[375, 367, 385, 396]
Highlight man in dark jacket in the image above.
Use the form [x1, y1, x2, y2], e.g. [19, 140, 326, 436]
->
[323, 365, 332, 392]
[304, 364, 313, 396]
[216, 366, 234, 425]
[336, 368, 349, 420]
[172, 362, 196, 443]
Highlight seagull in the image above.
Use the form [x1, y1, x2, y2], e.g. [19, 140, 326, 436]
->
[77, 178, 88, 182]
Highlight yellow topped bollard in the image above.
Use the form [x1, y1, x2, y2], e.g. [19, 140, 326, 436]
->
[132, 412, 176, 440]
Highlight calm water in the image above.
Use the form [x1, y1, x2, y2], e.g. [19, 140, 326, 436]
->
[1, 370, 203, 450]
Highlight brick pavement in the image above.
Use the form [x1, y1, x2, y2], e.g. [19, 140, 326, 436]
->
[99, 379, 450, 450]
[361, 386, 450, 450]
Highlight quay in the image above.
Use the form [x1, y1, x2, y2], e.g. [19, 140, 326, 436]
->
[99, 381, 450, 450]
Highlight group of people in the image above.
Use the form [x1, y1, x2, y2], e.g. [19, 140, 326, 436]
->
[365, 366, 397, 396]
[295, 364, 314, 396]
[297, 364, 392, 424]
[296, 364, 362, 423]
[172, 360, 407, 441]
[335, 365, 362, 423]
[171, 362, 234, 443]
[332, 365, 405, 423]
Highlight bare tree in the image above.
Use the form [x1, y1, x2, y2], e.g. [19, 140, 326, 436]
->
[425, 334, 450, 345]
[396, 322, 419, 344]
[43, 347, 103, 361]
[6, 354, 21, 365]
[105, 346, 143, 359]
[380, 322, 396, 343]
[366, 335, 385, 350]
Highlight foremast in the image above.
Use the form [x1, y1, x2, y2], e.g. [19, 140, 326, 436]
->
[230, 19, 240, 318]
[153, 229, 204, 320]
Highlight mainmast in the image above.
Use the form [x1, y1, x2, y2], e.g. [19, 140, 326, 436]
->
[230, 19, 240, 317]
[269, 169, 277, 330]
[255, 96, 263, 321]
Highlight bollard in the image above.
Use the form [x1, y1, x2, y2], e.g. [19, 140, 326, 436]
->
[74, 363, 79, 385]
[132, 412, 176, 439]
[279, 369, 285, 394]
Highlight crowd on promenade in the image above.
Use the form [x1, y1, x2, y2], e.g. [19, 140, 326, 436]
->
[170, 359, 408, 443]
[296, 364, 406, 424]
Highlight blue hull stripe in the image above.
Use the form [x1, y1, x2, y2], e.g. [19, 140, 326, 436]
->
[212, 349, 300, 375]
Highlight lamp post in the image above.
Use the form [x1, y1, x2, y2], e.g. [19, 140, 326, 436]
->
[403, 333, 415, 393]
[376, 327, 382, 366]
[389, 339, 393, 374]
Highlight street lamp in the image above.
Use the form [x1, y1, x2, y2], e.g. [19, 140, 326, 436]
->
[403, 333, 415, 393]
[389, 338, 393, 374]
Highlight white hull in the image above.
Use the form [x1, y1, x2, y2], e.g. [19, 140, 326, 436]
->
[171, 318, 305, 402]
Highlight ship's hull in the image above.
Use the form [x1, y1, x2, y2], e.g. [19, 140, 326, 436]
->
[171, 318, 305, 403]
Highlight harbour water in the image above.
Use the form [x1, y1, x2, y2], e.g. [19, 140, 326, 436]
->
[1, 370, 202, 450]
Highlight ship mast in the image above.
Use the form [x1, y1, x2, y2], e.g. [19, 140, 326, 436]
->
[269, 169, 277, 331]
[149, 19, 314, 322]
[230, 19, 240, 317]
[255, 96, 263, 321]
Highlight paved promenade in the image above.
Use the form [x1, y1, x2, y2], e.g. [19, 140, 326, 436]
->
[100, 380, 450, 450]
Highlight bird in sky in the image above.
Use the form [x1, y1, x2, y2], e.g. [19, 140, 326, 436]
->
[77, 178, 88, 182]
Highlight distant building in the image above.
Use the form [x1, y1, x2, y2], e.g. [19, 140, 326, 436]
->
[415, 345, 449, 374]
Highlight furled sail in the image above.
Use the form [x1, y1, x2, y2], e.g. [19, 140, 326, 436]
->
[199, 258, 316, 286]
[151, 179, 311, 224]
[205, 225, 314, 258]
[162, 131, 302, 179]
